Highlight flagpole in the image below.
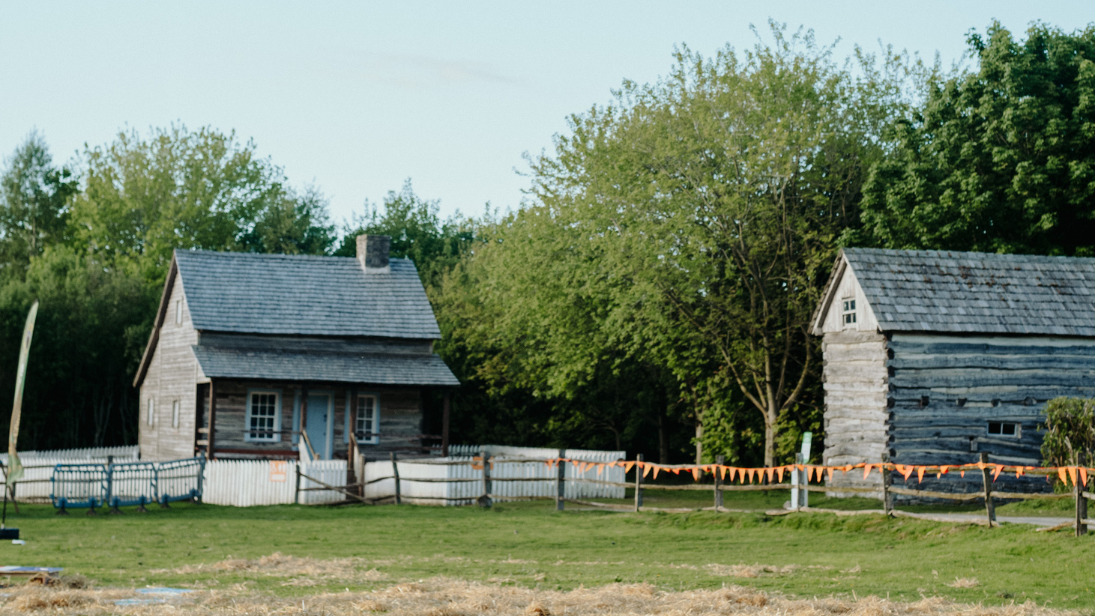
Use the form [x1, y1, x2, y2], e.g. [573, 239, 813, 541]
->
[4, 300, 38, 533]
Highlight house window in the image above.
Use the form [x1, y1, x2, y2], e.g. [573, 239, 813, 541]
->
[146, 398, 155, 427]
[841, 297, 856, 327]
[355, 395, 379, 444]
[246, 391, 281, 442]
[172, 400, 181, 429]
[175, 300, 183, 325]
[988, 421, 1020, 438]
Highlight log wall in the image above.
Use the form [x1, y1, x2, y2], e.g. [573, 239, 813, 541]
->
[822, 330, 889, 494]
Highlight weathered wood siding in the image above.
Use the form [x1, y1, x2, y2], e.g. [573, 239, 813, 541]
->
[822, 330, 889, 493]
[818, 264, 880, 335]
[207, 380, 424, 459]
[886, 333, 1095, 495]
[138, 277, 202, 461]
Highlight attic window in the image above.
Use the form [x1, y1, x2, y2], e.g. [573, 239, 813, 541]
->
[175, 300, 183, 325]
[988, 422, 1020, 438]
[841, 298, 857, 328]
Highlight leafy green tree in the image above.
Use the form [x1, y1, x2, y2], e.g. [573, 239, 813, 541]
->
[856, 22, 1095, 255]
[1041, 397, 1095, 468]
[0, 132, 78, 277]
[71, 125, 334, 285]
[509, 26, 908, 465]
[335, 180, 474, 294]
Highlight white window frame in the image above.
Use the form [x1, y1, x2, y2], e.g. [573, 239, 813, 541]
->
[988, 421, 1020, 439]
[146, 398, 155, 427]
[175, 299, 183, 325]
[171, 400, 181, 429]
[355, 394, 380, 445]
[841, 297, 857, 328]
[245, 389, 282, 443]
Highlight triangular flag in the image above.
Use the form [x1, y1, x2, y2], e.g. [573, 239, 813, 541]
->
[1058, 467, 1069, 486]
[747, 468, 756, 483]
[899, 465, 914, 481]
[765, 467, 774, 483]
[776, 466, 785, 482]
[596, 463, 605, 476]
[1080, 467, 1088, 487]
[652, 466, 661, 480]
[863, 464, 874, 480]
[692, 468, 701, 481]
[960, 470, 965, 478]
[624, 461, 636, 473]
[992, 465, 1003, 482]
[643, 464, 653, 478]
[1015, 466, 1024, 477]
[826, 467, 835, 482]
[916, 467, 926, 483]
[1067, 466, 1078, 487]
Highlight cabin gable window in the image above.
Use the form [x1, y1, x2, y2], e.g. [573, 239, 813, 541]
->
[841, 297, 857, 328]
[171, 400, 181, 429]
[175, 299, 183, 325]
[988, 421, 1020, 438]
[355, 394, 380, 445]
[146, 398, 155, 427]
[246, 389, 281, 442]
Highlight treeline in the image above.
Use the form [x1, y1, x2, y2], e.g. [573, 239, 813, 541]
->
[3, 21, 1094, 463]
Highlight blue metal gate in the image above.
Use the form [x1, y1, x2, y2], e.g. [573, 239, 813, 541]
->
[50, 457, 205, 512]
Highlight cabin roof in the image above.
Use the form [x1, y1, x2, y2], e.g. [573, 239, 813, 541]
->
[191, 346, 459, 386]
[175, 249, 442, 339]
[814, 248, 1095, 336]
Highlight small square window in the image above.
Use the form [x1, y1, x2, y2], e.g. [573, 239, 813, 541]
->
[841, 297, 857, 327]
[988, 421, 1020, 438]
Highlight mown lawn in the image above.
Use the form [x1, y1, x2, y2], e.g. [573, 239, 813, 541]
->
[0, 491, 1091, 608]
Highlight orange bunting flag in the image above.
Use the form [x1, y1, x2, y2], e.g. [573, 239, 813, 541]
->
[720, 466, 729, 481]
[765, 467, 774, 483]
[1067, 466, 1078, 487]
[863, 464, 874, 480]
[1081, 467, 1089, 487]
[624, 461, 636, 473]
[776, 466, 786, 483]
[992, 465, 1003, 482]
[1015, 466, 1024, 477]
[939, 465, 950, 477]
[671, 468, 681, 475]
[692, 468, 702, 481]
[814, 466, 824, 483]
[653, 466, 661, 480]
[596, 463, 605, 476]
[916, 466, 926, 483]
[643, 464, 653, 478]
[976, 461, 987, 471]
[1058, 467, 1069, 486]
[826, 467, 835, 482]
[960, 470, 966, 478]
[796, 464, 805, 472]
[747, 468, 757, 483]
[898, 465, 913, 481]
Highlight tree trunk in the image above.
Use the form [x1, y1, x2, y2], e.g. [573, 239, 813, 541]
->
[763, 415, 776, 468]
[657, 398, 670, 465]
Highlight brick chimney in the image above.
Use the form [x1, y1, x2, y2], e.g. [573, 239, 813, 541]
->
[356, 234, 391, 273]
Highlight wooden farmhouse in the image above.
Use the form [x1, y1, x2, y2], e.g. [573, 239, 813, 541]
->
[133, 235, 459, 461]
[812, 248, 1095, 495]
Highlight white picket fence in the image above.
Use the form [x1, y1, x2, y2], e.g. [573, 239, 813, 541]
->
[365, 445, 627, 505]
[0, 445, 139, 464]
[201, 459, 347, 507]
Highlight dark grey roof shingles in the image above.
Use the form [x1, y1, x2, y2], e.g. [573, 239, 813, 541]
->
[845, 248, 1095, 336]
[192, 346, 459, 386]
[175, 250, 441, 339]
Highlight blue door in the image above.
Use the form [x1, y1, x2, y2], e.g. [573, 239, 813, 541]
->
[306, 393, 330, 459]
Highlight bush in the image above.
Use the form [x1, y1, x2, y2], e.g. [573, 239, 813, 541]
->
[1040, 397, 1095, 466]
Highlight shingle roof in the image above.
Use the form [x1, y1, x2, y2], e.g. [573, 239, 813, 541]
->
[174, 250, 441, 339]
[192, 346, 459, 386]
[842, 248, 1095, 336]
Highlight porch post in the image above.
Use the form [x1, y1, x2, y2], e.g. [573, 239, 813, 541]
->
[206, 379, 216, 460]
[442, 391, 451, 457]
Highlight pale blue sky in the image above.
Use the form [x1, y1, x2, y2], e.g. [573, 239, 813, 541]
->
[2, 2, 1093, 223]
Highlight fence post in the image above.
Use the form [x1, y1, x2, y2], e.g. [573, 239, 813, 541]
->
[391, 452, 401, 505]
[791, 453, 801, 510]
[980, 452, 995, 526]
[555, 448, 565, 511]
[294, 463, 301, 505]
[634, 453, 644, 512]
[1077, 452, 1087, 537]
[714, 454, 723, 511]
[480, 449, 492, 509]
[881, 453, 892, 515]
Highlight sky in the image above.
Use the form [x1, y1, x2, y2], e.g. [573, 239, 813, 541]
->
[2, 1, 1094, 225]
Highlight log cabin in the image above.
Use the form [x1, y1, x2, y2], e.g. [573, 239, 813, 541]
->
[812, 248, 1095, 496]
[133, 235, 459, 461]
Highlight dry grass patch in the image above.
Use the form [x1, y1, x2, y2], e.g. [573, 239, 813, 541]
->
[0, 577, 1073, 615]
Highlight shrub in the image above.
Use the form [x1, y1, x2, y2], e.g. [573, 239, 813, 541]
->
[1040, 397, 1095, 467]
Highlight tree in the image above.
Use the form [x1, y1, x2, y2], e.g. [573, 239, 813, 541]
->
[856, 22, 1095, 256]
[0, 132, 78, 277]
[335, 180, 474, 294]
[516, 26, 909, 465]
[71, 125, 334, 285]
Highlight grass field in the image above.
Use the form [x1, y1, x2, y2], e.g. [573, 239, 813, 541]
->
[0, 489, 1090, 611]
